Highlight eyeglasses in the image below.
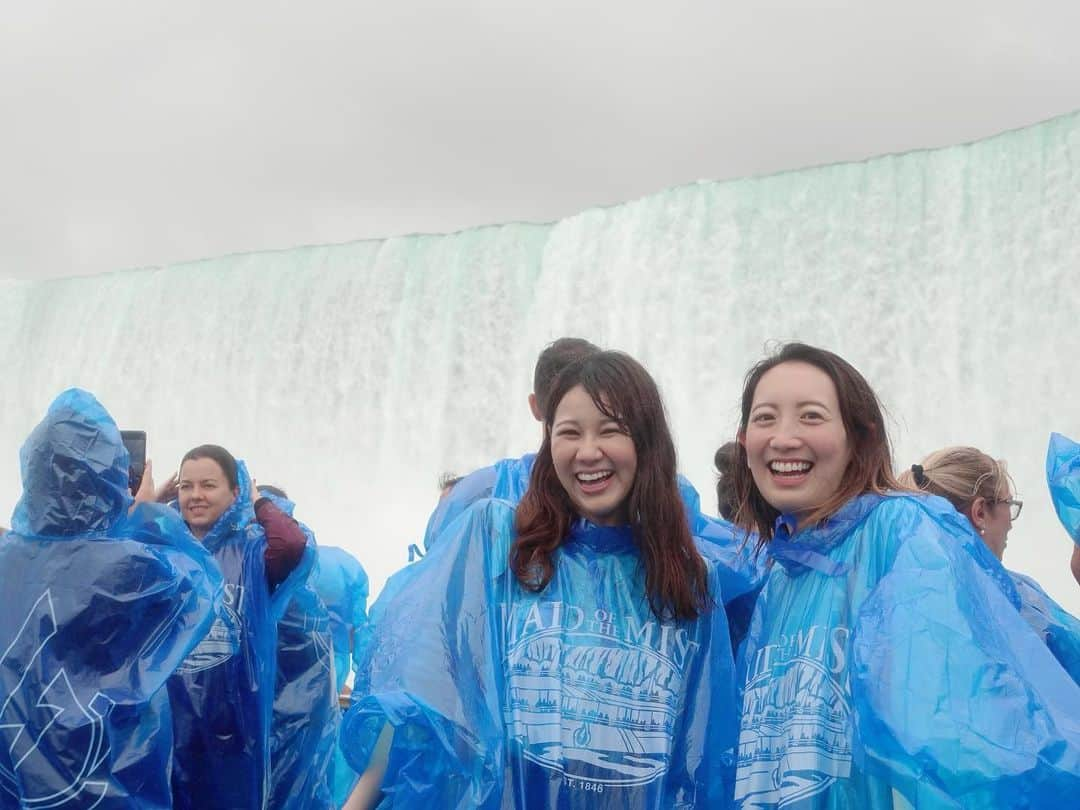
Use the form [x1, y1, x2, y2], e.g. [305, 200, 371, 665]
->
[989, 498, 1023, 520]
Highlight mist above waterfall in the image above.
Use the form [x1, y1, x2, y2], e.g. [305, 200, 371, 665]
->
[3, 111, 1078, 613]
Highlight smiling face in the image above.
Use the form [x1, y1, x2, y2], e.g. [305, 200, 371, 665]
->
[178, 456, 239, 539]
[551, 384, 637, 527]
[741, 361, 852, 524]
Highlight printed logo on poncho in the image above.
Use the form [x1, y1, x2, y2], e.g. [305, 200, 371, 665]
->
[735, 624, 852, 808]
[175, 584, 244, 674]
[503, 599, 699, 788]
[0, 591, 113, 807]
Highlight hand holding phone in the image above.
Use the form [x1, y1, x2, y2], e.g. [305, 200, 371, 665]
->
[120, 430, 147, 496]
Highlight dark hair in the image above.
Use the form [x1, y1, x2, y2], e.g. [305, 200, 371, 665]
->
[713, 441, 739, 521]
[532, 337, 601, 415]
[256, 483, 288, 500]
[730, 343, 904, 542]
[180, 444, 239, 490]
[513, 351, 709, 621]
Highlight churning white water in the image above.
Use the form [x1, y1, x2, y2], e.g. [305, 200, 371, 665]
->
[2, 111, 1079, 613]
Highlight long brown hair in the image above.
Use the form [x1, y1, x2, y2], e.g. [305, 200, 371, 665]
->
[512, 351, 709, 621]
[730, 343, 905, 542]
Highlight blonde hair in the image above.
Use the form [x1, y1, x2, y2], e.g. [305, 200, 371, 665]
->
[899, 446, 1013, 515]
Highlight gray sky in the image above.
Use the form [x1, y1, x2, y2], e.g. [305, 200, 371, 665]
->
[2, 0, 1078, 280]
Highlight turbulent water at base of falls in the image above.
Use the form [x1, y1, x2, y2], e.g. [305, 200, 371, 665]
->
[3, 111, 1079, 613]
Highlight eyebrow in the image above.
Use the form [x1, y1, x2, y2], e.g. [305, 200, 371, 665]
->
[750, 399, 832, 411]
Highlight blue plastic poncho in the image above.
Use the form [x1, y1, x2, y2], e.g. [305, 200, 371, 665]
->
[264, 494, 338, 810]
[315, 546, 371, 693]
[1047, 432, 1080, 546]
[343, 499, 742, 809]
[424, 452, 703, 552]
[735, 492, 1080, 809]
[313, 546, 370, 807]
[0, 389, 221, 810]
[1008, 570, 1080, 686]
[168, 461, 299, 809]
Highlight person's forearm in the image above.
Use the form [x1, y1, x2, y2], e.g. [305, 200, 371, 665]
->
[343, 723, 393, 810]
[255, 498, 306, 587]
[1071, 544, 1080, 587]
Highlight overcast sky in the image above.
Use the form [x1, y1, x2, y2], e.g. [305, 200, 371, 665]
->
[2, 0, 1079, 280]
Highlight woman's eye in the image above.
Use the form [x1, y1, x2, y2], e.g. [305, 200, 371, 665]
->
[801, 411, 824, 422]
[751, 413, 774, 424]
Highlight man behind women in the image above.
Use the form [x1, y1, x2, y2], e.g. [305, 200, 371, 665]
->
[0, 389, 220, 809]
[420, 337, 600, 551]
[903, 446, 1080, 685]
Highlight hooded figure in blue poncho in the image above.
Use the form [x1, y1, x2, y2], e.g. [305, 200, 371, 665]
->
[729, 344, 1080, 809]
[313, 546, 370, 806]
[903, 445, 1080, 687]
[1047, 432, 1080, 589]
[0, 389, 221, 810]
[342, 351, 758, 809]
[167, 446, 308, 809]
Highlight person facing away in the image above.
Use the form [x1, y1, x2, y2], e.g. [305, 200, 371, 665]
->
[258, 485, 339, 810]
[312, 545, 371, 807]
[727, 342, 1080, 809]
[0, 389, 221, 810]
[340, 350, 757, 809]
[167, 444, 307, 810]
[420, 337, 601, 552]
[901, 446, 1080, 685]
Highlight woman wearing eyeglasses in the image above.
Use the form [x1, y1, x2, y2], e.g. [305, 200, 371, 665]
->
[902, 446, 1080, 685]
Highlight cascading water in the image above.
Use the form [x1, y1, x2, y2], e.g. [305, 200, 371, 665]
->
[3, 111, 1079, 613]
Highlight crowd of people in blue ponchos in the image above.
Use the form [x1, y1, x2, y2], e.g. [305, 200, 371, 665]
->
[1, 337, 1079, 809]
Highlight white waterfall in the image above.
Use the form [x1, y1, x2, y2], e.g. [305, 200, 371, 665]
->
[3, 111, 1078, 613]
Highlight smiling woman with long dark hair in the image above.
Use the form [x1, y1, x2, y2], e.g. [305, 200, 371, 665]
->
[340, 350, 755, 809]
[728, 342, 1080, 808]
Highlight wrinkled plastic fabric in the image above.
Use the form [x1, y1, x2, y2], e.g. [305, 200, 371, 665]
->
[315, 546, 370, 694]
[313, 546, 370, 810]
[343, 498, 742, 809]
[264, 495, 338, 810]
[735, 492, 1080, 809]
[423, 452, 702, 552]
[1009, 569, 1080, 686]
[0, 389, 221, 809]
[1047, 432, 1080, 546]
[168, 461, 291, 810]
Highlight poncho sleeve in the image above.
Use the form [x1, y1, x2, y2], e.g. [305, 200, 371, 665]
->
[1047, 432, 1080, 547]
[850, 498, 1080, 808]
[420, 465, 498, 552]
[1010, 570, 1080, 687]
[341, 499, 514, 809]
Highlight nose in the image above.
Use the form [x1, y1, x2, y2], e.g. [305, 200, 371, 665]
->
[767, 418, 803, 451]
[576, 435, 605, 464]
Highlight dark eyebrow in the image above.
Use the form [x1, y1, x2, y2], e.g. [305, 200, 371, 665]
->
[797, 400, 831, 410]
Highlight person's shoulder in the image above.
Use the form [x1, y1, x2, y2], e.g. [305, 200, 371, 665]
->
[864, 490, 970, 535]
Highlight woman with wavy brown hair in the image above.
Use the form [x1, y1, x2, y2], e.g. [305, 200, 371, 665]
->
[728, 342, 1080, 809]
[340, 351, 755, 810]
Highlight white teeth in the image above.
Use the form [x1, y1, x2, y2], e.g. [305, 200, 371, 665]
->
[769, 460, 812, 474]
[577, 471, 612, 482]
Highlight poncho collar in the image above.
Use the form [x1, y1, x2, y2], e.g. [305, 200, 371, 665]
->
[567, 518, 635, 552]
[767, 492, 885, 577]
